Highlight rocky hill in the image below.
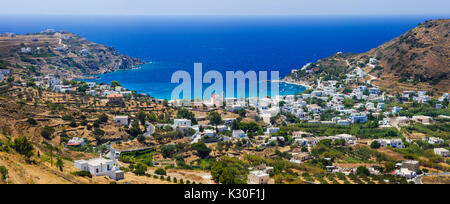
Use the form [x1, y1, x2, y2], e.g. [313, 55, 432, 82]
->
[286, 19, 450, 94]
[0, 31, 143, 78]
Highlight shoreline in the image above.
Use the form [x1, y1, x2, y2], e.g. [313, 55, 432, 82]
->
[75, 63, 308, 100]
[72, 61, 152, 80]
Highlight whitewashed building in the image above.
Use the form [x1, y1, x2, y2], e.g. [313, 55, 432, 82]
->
[74, 155, 124, 181]
[434, 148, 449, 157]
[247, 170, 270, 184]
[232, 130, 245, 139]
[114, 115, 129, 126]
[173, 119, 191, 129]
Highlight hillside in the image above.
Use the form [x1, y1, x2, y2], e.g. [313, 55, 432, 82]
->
[286, 19, 450, 94]
[0, 31, 143, 78]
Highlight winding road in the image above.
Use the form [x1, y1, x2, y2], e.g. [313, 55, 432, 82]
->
[413, 172, 450, 184]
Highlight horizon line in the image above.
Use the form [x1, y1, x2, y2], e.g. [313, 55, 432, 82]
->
[1, 13, 450, 17]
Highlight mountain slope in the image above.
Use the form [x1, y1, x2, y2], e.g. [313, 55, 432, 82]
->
[367, 19, 449, 91]
[286, 19, 450, 93]
[0, 32, 143, 78]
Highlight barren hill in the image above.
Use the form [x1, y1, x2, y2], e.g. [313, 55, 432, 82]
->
[0, 31, 143, 78]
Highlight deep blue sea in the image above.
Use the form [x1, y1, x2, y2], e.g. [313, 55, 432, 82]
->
[1, 15, 447, 99]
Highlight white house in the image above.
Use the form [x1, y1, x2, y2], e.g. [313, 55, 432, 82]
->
[247, 170, 270, 184]
[307, 104, 322, 114]
[114, 115, 129, 126]
[74, 155, 124, 181]
[21, 47, 31, 53]
[216, 125, 228, 132]
[226, 104, 243, 112]
[434, 148, 449, 157]
[337, 119, 350, 126]
[53, 85, 72, 93]
[202, 129, 216, 137]
[349, 114, 368, 123]
[173, 119, 191, 129]
[373, 138, 404, 148]
[423, 137, 444, 144]
[266, 127, 280, 135]
[232, 130, 245, 139]
[396, 168, 417, 179]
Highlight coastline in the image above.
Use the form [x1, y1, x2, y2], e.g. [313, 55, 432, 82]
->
[77, 66, 308, 100]
[72, 62, 152, 80]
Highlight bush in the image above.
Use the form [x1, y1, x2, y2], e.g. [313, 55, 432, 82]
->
[155, 168, 167, 176]
[13, 137, 34, 159]
[62, 115, 74, 121]
[370, 140, 381, 149]
[0, 166, 8, 182]
[356, 166, 370, 177]
[137, 134, 146, 143]
[72, 171, 92, 178]
[93, 128, 105, 136]
[26, 118, 37, 125]
[98, 114, 108, 123]
[133, 163, 147, 176]
[41, 126, 55, 139]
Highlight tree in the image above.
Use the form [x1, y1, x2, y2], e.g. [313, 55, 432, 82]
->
[98, 113, 108, 123]
[370, 140, 381, 149]
[137, 134, 146, 143]
[133, 163, 147, 176]
[27, 118, 37, 125]
[155, 168, 167, 176]
[40, 126, 55, 139]
[237, 109, 247, 117]
[356, 166, 370, 177]
[211, 156, 248, 184]
[136, 111, 147, 125]
[110, 80, 121, 88]
[191, 142, 211, 159]
[0, 166, 8, 182]
[161, 144, 176, 158]
[13, 137, 34, 161]
[207, 111, 223, 128]
[56, 157, 64, 172]
[177, 108, 197, 124]
[93, 128, 105, 136]
[231, 120, 239, 130]
[384, 162, 396, 173]
[128, 121, 142, 138]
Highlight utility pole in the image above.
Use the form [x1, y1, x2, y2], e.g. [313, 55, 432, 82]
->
[49, 143, 53, 167]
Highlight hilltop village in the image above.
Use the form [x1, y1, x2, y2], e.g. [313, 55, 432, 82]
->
[0, 27, 449, 184]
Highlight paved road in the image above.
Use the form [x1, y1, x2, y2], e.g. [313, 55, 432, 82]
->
[413, 172, 450, 184]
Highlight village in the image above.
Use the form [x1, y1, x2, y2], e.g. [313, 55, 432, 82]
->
[0, 29, 449, 184]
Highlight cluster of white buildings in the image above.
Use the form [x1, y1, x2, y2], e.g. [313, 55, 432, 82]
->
[293, 134, 357, 147]
[373, 138, 405, 149]
[0, 69, 11, 83]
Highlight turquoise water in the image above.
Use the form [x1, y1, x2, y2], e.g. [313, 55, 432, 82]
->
[83, 62, 306, 99]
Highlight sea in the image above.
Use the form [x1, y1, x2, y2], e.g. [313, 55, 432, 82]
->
[0, 15, 447, 99]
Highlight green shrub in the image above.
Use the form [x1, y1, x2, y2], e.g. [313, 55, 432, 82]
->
[72, 171, 92, 178]
[155, 168, 167, 176]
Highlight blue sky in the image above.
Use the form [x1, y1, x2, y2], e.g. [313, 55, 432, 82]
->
[2, 0, 450, 16]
